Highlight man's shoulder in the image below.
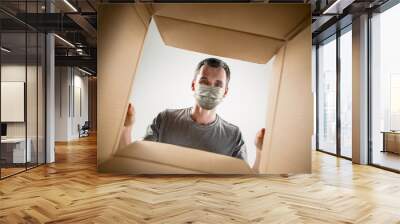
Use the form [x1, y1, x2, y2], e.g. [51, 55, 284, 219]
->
[217, 116, 241, 134]
[158, 107, 190, 119]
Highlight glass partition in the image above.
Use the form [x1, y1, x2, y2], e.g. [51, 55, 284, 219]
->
[0, 2, 46, 179]
[0, 30, 28, 177]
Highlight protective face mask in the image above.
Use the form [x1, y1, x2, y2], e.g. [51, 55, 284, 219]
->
[194, 83, 225, 110]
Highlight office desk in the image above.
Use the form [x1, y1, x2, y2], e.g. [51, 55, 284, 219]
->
[382, 131, 400, 154]
[1, 138, 31, 164]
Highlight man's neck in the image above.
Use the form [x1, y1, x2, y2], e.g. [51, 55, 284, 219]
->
[190, 105, 217, 125]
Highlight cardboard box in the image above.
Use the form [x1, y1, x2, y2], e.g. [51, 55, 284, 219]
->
[97, 3, 312, 174]
[99, 140, 255, 174]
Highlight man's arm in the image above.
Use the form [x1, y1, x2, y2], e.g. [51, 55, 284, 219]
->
[119, 103, 135, 149]
[252, 128, 266, 173]
[143, 111, 164, 142]
[119, 103, 164, 149]
[231, 129, 248, 161]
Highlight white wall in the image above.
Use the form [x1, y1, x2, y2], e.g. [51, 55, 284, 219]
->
[1, 65, 40, 138]
[55, 67, 89, 141]
[55, 67, 70, 141]
[1, 66, 26, 139]
[72, 73, 89, 138]
[130, 20, 272, 165]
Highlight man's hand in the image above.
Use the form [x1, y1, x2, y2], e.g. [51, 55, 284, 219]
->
[252, 128, 266, 173]
[254, 128, 266, 150]
[124, 103, 135, 127]
[120, 103, 135, 149]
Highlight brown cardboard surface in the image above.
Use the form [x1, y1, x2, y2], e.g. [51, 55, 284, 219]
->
[152, 4, 310, 64]
[134, 3, 152, 27]
[97, 5, 149, 165]
[260, 44, 286, 172]
[102, 141, 254, 174]
[154, 15, 284, 64]
[152, 4, 309, 40]
[97, 3, 312, 174]
[99, 156, 206, 174]
[260, 25, 312, 174]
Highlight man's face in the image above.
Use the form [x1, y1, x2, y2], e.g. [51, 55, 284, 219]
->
[191, 64, 228, 97]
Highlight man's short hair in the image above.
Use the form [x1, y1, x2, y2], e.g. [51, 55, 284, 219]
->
[194, 58, 231, 86]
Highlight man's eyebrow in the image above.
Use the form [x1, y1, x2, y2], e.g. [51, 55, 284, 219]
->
[215, 80, 223, 84]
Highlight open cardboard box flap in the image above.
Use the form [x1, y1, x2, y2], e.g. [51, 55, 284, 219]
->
[100, 141, 254, 174]
[153, 15, 284, 64]
[97, 3, 312, 174]
[151, 4, 309, 39]
[151, 4, 309, 64]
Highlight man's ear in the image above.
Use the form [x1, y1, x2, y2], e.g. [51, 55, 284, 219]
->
[224, 87, 229, 97]
[191, 80, 195, 91]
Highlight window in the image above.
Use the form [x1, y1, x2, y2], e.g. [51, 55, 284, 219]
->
[390, 74, 400, 130]
[340, 28, 352, 158]
[370, 2, 400, 171]
[317, 36, 337, 154]
[316, 26, 353, 159]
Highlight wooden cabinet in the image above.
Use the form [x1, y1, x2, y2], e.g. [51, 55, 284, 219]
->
[382, 132, 400, 154]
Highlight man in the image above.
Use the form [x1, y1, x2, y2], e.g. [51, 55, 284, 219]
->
[120, 58, 265, 172]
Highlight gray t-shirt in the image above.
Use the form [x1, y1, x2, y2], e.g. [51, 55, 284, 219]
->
[143, 107, 247, 161]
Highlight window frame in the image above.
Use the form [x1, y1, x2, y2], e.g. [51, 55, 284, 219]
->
[315, 24, 353, 161]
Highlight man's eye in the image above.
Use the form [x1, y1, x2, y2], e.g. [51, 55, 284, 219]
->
[215, 82, 223, 88]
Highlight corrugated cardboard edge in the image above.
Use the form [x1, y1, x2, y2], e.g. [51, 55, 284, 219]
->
[100, 141, 254, 174]
[150, 3, 309, 40]
[260, 25, 312, 174]
[97, 4, 150, 167]
[259, 44, 287, 173]
[153, 15, 285, 64]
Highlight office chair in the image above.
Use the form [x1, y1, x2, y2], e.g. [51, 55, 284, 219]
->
[79, 121, 90, 138]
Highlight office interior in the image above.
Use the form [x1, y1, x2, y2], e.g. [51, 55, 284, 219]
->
[314, 1, 400, 172]
[0, 0, 399, 222]
[0, 0, 97, 179]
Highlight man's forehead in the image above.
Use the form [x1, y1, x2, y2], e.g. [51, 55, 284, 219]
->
[200, 65, 226, 76]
